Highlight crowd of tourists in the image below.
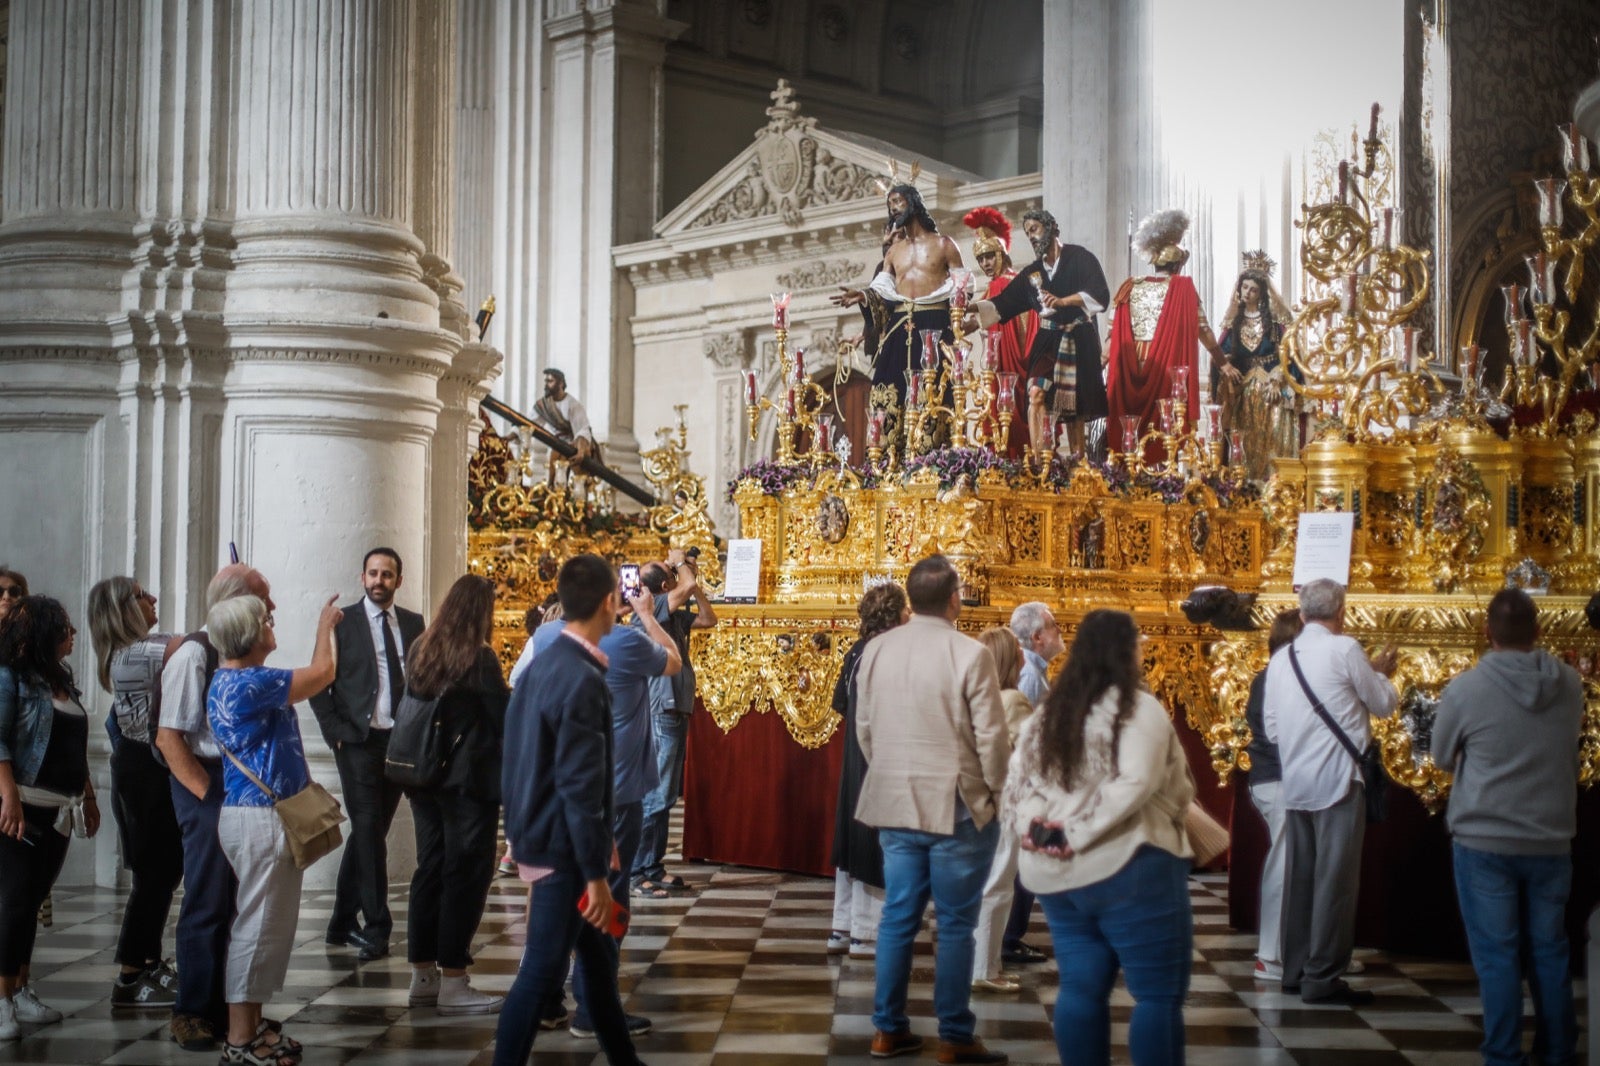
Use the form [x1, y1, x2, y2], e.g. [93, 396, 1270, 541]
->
[0, 548, 1586, 1066]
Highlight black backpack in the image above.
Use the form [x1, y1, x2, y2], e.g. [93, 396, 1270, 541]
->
[384, 688, 456, 790]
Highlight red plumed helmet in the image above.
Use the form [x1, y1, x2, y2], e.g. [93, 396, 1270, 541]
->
[962, 206, 1011, 250]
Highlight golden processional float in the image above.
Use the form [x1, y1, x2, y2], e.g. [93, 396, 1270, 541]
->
[467, 402, 721, 665]
[464, 108, 1600, 814]
[689, 108, 1600, 812]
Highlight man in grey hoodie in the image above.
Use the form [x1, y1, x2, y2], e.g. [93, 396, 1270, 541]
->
[1432, 588, 1583, 1066]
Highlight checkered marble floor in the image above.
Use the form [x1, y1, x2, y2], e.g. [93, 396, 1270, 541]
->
[2, 815, 1587, 1065]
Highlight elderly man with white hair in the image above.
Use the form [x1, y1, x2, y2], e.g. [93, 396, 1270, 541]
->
[1007, 602, 1063, 711]
[1263, 578, 1397, 1006]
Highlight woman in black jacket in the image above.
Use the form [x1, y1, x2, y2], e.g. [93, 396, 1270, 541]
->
[827, 582, 908, 959]
[399, 575, 509, 1016]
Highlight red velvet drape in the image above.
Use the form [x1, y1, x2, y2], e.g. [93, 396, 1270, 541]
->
[985, 271, 1037, 459]
[1106, 276, 1202, 462]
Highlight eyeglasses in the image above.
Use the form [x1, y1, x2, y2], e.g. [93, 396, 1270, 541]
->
[0, 586, 22, 600]
[263, 613, 276, 627]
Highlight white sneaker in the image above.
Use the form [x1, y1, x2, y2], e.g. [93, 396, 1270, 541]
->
[825, 932, 849, 955]
[1343, 958, 1366, 975]
[11, 986, 61, 1024]
[0, 997, 18, 1041]
[847, 938, 875, 959]
[408, 966, 440, 1006]
[436, 974, 503, 1016]
[1254, 958, 1283, 981]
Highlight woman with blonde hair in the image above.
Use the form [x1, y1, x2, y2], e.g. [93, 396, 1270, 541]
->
[1005, 609, 1195, 1065]
[399, 574, 509, 1015]
[970, 626, 1037, 993]
[86, 576, 185, 1008]
[826, 581, 908, 959]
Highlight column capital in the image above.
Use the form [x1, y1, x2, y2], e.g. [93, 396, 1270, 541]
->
[544, 1, 685, 47]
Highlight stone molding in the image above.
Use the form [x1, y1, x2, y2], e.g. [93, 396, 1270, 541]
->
[774, 258, 867, 291]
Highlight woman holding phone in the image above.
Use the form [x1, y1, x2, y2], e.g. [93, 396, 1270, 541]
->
[1002, 609, 1195, 1066]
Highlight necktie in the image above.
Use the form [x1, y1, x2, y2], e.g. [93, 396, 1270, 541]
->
[380, 610, 404, 714]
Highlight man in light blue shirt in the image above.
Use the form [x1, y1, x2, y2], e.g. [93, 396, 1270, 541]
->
[1009, 602, 1063, 710]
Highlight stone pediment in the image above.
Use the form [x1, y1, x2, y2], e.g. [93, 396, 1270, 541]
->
[655, 79, 984, 239]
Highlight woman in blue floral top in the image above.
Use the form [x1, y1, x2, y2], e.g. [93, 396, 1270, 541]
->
[206, 593, 341, 1066]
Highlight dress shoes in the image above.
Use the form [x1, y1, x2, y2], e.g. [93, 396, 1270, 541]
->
[346, 929, 390, 960]
[869, 1029, 924, 1058]
[936, 1037, 1009, 1064]
[1000, 941, 1047, 966]
[324, 927, 356, 947]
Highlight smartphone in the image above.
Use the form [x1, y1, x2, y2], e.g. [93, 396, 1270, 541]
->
[577, 889, 630, 938]
[619, 564, 642, 603]
[1028, 820, 1066, 850]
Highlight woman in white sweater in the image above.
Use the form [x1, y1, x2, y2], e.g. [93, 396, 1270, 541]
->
[1003, 609, 1195, 1066]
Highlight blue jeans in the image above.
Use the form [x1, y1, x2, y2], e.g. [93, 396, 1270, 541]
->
[1038, 845, 1192, 1066]
[1452, 843, 1577, 1066]
[633, 711, 689, 883]
[570, 800, 642, 1028]
[495, 863, 640, 1066]
[170, 763, 237, 1026]
[874, 818, 998, 1041]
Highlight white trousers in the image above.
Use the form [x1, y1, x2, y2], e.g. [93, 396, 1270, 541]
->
[1250, 780, 1288, 966]
[830, 871, 884, 941]
[219, 806, 304, 1004]
[971, 821, 1020, 980]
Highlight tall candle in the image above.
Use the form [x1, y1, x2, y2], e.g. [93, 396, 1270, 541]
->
[1339, 272, 1362, 315]
[783, 387, 796, 418]
[1459, 343, 1482, 385]
[1397, 326, 1420, 374]
[984, 331, 1001, 371]
[745, 370, 758, 405]
[1337, 161, 1349, 204]
[1501, 282, 1525, 325]
[1368, 102, 1380, 143]
[1512, 319, 1537, 368]
[1526, 251, 1556, 304]
[792, 347, 806, 384]
[771, 292, 790, 331]
[950, 269, 970, 311]
[1121, 415, 1141, 452]
[1229, 430, 1245, 468]
[918, 329, 942, 371]
[867, 411, 884, 447]
[815, 414, 833, 453]
[907, 374, 922, 408]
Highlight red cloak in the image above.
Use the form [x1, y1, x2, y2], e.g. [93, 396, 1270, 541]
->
[1106, 275, 1202, 463]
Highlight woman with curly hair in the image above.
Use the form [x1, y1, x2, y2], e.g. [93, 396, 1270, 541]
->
[1003, 609, 1195, 1066]
[87, 576, 184, 1009]
[825, 582, 908, 959]
[0, 569, 27, 630]
[0, 596, 101, 1040]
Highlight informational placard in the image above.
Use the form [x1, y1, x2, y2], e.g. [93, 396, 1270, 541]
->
[1292, 512, 1355, 589]
[722, 538, 763, 603]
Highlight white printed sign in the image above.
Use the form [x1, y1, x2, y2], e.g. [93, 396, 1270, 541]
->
[722, 538, 763, 603]
[1292, 512, 1355, 589]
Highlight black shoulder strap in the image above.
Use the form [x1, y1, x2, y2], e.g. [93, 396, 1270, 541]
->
[1286, 643, 1365, 766]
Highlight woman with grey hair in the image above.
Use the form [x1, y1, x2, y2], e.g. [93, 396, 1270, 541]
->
[86, 576, 183, 1008]
[206, 593, 341, 1066]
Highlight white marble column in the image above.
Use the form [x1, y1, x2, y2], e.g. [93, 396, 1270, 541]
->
[1042, 0, 1109, 261]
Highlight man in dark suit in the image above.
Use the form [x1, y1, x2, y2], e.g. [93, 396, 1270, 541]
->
[310, 547, 425, 960]
[976, 208, 1110, 457]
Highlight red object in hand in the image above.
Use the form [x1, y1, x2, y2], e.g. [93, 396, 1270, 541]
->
[577, 889, 630, 938]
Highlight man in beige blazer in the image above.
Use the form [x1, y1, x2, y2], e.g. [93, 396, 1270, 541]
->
[855, 555, 1011, 1065]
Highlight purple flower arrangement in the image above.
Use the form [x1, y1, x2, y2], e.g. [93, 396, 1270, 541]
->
[727, 458, 815, 503]
[902, 447, 1023, 489]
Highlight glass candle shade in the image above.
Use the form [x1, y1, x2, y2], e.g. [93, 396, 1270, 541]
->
[1201, 404, 1222, 441]
[1511, 319, 1537, 368]
[1373, 207, 1397, 250]
[1396, 326, 1420, 374]
[984, 331, 1002, 371]
[814, 413, 833, 453]
[1229, 430, 1245, 468]
[951, 344, 967, 381]
[791, 347, 806, 385]
[1459, 343, 1483, 388]
[1168, 365, 1190, 400]
[1120, 415, 1142, 452]
[1158, 398, 1176, 435]
[1561, 123, 1591, 173]
[867, 410, 885, 447]
[1526, 251, 1557, 305]
[1501, 282, 1526, 326]
[744, 370, 758, 405]
[1535, 177, 1567, 228]
[906, 373, 922, 408]
[950, 269, 971, 310]
[997, 372, 1018, 412]
[918, 329, 942, 371]
[771, 292, 790, 331]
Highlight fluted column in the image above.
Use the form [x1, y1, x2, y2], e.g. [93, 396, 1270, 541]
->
[453, 0, 498, 337]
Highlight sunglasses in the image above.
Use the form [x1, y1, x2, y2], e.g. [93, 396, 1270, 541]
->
[0, 586, 23, 600]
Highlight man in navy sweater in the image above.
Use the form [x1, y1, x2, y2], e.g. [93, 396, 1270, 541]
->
[493, 555, 647, 1066]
